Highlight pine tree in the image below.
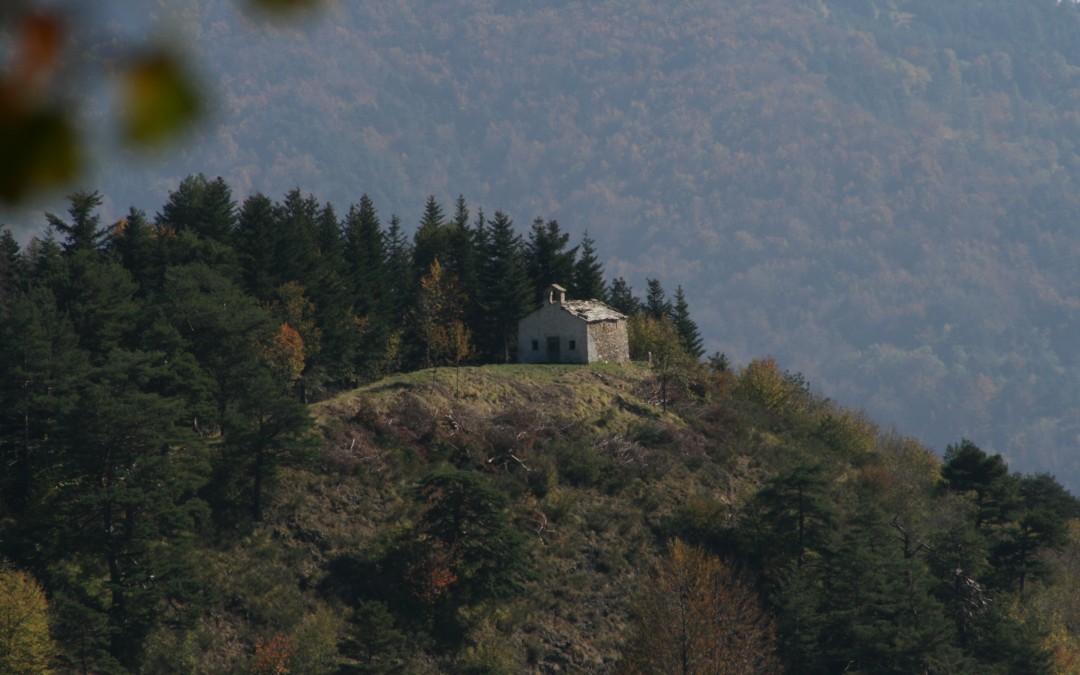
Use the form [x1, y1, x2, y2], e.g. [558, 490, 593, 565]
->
[234, 192, 281, 301]
[157, 174, 237, 244]
[608, 276, 641, 315]
[46, 190, 107, 254]
[343, 195, 386, 320]
[383, 214, 413, 327]
[108, 207, 163, 295]
[273, 189, 321, 286]
[671, 285, 705, 359]
[570, 230, 606, 301]
[477, 211, 530, 362]
[412, 195, 450, 279]
[0, 228, 22, 318]
[524, 218, 577, 303]
[645, 278, 671, 320]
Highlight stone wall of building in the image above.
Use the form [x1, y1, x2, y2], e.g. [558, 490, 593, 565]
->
[588, 320, 629, 364]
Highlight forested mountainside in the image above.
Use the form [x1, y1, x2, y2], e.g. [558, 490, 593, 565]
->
[7, 0, 1080, 489]
[3, 191, 1080, 672]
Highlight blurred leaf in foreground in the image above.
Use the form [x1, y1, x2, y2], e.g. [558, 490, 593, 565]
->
[121, 50, 201, 146]
[0, 10, 78, 203]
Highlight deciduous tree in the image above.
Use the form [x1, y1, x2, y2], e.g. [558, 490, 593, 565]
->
[621, 539, 779, 675]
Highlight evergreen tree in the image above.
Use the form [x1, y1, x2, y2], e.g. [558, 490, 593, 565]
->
[108, 206, 166, 296]
[306, 202, 360, 392]
[477, 211, 530, 362]
[608, 276, 641, 315]
[343, 195, 386, 321]
[447, 195, 479, 308]
[0, 228, 22, 317]
[234, 192, 280, 301]
[412, 195, 450, 279]
[43, 348, 211, 669]
[46, 190, 108, 254]
[671, 285, 705, 359]
[645, 278, 671, 320]
[0, 288, 87, 534]
[157, 174, 237, 244]
[942, 439, 1012, 529]
[752, 463, 836, 569]
[570, 230, 606, 301]
[273, 189, 321, 286]
[524, 217, 577, 303]
[383, 214, 413, 327]
[55, 252, 140, 358]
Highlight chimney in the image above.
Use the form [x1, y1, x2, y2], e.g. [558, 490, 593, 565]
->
[548, 284, 567, 305]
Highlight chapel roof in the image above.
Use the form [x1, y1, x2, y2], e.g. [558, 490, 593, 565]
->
[559, 299, 626, 323]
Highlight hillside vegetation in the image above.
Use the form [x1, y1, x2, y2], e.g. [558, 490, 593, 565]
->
[8, 353, 1080, 671]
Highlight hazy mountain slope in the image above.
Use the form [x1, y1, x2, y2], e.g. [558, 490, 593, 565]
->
[11, 0, 1080, 487]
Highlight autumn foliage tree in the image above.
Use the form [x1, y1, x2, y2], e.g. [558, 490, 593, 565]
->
[620, 539, 779, 675]
[413, 258, 472, 382]
[0, 564, 55, 674]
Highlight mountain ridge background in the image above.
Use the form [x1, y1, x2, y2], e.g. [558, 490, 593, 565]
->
[7, 0, 1080, 488]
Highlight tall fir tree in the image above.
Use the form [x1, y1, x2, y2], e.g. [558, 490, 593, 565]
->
[477, 211, 530, 362]
[570, 230, 606, 301]
[46, 190, 107, 254]
[412, 195, 451, 281]
[272, 189, 321, 287]
[0, 227, 22, 318]
[157, 174, 237, 245]
[671, 285, 705, 359]
[524, 218, 577, 303]
[383, 214, 413, 329]
[645, 278, 671, 320]
[608, 276, 642, 315]
[234, 192, 280, 301]
[304, 203, 358, 394]
[343, 195, 387, 320]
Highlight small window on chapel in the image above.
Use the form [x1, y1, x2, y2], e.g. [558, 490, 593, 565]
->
[531, 340, 539, 351]
[569, 340, 576, 350]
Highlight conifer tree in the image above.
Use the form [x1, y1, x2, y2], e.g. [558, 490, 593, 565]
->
[477, 211, 530, 362]
[234, 192, 280, 301]
[343, 195, 386, 321]
[570, 230, 606, 301]
[645, 278, 671, 320]
[608, 276, 641, 315]
[46, 190, 107, 254]
[341, 196, 390, 380]
[273, 189, 321, 286]
[303, 203, 360, 394]
[384, 214, 413, 324]
[157, 174, 237, 245]
[671, 285, 705, 359]
[109, 207, 154, 286]
[412, 195, 450, 279]
[447, 195, 479, 307]
[0, 228, 22, 317]
[524, 218, 577, 303]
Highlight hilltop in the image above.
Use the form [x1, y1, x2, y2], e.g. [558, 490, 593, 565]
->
[153, 362, 1080, 672]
